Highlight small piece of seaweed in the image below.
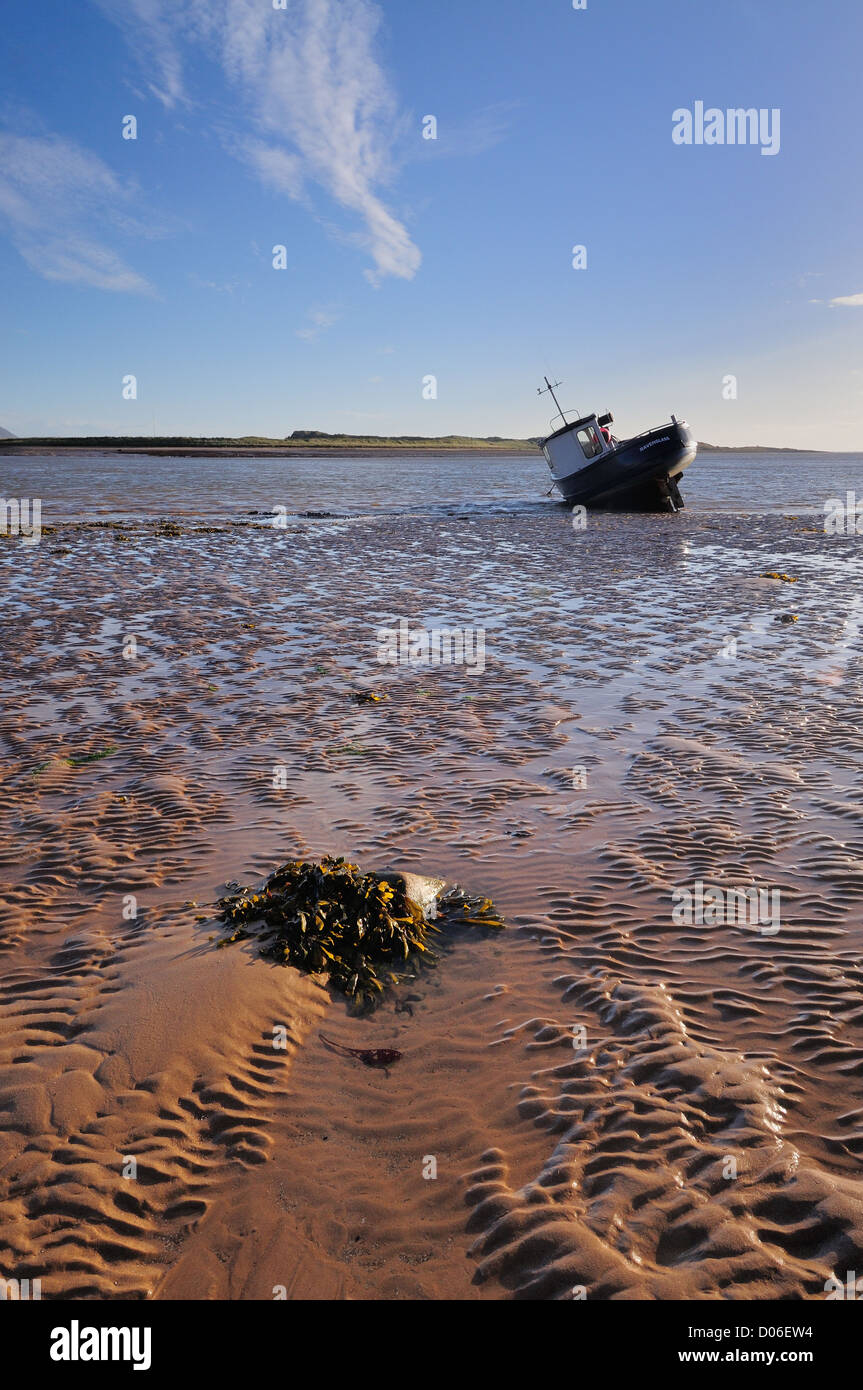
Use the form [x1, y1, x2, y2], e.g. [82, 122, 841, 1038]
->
[319, 1032, 402, 1068]
[32, 745, 118, 775]
[65, 745, 118, 766]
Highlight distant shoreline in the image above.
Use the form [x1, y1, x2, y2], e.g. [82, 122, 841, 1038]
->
[0, 435, 842, 458]
[0, 443, 540, 458]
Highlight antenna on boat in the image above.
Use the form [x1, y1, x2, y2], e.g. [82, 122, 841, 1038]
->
[537, 375, 576, 426]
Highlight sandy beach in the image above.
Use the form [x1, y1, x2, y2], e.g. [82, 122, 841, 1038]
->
[2, 464, 863, 1301]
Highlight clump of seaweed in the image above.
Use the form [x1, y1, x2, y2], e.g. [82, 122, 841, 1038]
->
[216, 856, 504, 1010]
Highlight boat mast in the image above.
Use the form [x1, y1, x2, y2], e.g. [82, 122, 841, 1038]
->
[537, 375, 577, 426]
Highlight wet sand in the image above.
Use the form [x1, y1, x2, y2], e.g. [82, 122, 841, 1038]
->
[2, 501, 863, 1300]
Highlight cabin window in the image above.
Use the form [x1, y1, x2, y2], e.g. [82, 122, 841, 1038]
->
[577, 426, 603, 460]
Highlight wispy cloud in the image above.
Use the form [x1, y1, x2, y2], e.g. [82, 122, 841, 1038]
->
[95, 0, 421, 284]
[0, 132, 153, 293]
[829, 292, 863, 308]
[296, 306, 340, 341]
[188, 272, 247, 295]
[418, 102, 518, 159]
[93, 0, 186, 108]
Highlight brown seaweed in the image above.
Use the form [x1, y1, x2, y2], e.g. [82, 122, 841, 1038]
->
[216, 856, 504, 1010]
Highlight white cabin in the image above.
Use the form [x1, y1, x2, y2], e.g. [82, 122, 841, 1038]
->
[542, 413, 614, 483]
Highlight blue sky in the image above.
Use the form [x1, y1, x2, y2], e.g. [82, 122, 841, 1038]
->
[0, 0, 861, 447]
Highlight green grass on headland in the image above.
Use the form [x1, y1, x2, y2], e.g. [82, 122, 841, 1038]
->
[0, 431, 542, 453]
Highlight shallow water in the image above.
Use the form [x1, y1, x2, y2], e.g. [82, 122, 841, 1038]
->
[1, 448, 862, 522]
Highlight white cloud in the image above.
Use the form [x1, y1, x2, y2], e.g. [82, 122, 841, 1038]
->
[0, 132, 153, 293]
[829, 292, 863, 308]
[94, 0, 421, 283]
[238, 140, 306, 201]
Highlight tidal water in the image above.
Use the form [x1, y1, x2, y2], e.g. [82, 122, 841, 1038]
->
[1, 448, 862, 523]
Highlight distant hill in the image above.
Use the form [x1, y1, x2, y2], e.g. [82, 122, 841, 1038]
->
[697, 441, 829, 453]
[287, 430, 541, 447]
[0, 426, 15, 438]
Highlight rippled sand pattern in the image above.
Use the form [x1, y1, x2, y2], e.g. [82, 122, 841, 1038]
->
[2, 504, 863, 1299]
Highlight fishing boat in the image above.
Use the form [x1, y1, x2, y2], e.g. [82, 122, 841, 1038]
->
[537, 377, 697, 512]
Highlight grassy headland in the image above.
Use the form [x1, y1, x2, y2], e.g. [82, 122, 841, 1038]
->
[0, 431, 542, 457]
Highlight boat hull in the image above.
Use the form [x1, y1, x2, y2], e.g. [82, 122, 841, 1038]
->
[548, 420, 697, 512]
